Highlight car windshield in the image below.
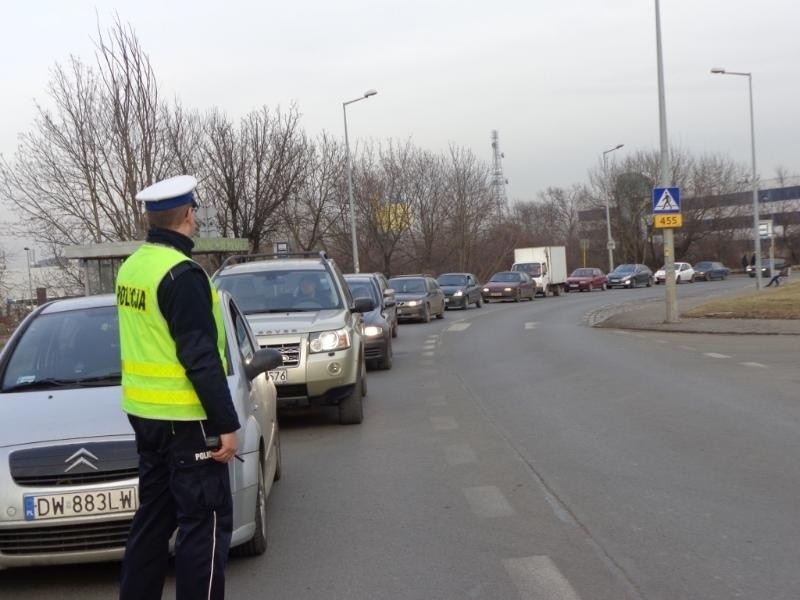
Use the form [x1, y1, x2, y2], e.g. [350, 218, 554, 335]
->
[694, 262, 712, 270]
[612, 264, 636, 274]
[512, 263, 541, 277]
[489, 272, 521, 283]
[437, 275, 467, 286]
[345, 279, 379, 304]
[570, 269, 594, 277]
[389, 278, 427, 294]
[1, 305, 121, 392]
[216, 269, 341, 313]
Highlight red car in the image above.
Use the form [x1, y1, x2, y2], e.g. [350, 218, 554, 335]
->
[481, 271, 536, 302]
[565, 267, 607, 292]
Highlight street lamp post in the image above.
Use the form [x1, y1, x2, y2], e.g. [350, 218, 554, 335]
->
[602, 144, 624, 272]
[711, 67, 761, 290]
[343, 89, 377, 273]
[23, 247, 33, 307]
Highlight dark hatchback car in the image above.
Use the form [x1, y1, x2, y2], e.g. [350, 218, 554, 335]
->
[437, 272, 483, 309]
[606, 264, 653, 289]
[481, 271, 536, 302]
[693, 261, 730, 281]
[388, 275, 446, 323]
[565, 267, 607, 292]
[345, 274, 394, 370]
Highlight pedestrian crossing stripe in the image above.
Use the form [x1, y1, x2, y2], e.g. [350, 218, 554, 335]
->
[653, 188, 680, 212]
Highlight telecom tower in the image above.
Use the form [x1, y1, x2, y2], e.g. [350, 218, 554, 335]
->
[491, 130, 508, 217]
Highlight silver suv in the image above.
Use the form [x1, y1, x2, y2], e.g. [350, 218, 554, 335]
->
[214, 252, 373, 425]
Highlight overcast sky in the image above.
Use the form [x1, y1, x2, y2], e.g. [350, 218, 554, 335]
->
[1, 0, 799, 283]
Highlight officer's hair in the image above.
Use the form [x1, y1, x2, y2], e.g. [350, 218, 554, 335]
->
[146, 205, 191, 230]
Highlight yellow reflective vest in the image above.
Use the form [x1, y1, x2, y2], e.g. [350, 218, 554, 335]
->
[116, 243, 227, 420]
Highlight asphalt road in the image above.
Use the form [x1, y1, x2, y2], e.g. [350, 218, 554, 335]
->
[3, 277, 798, 599]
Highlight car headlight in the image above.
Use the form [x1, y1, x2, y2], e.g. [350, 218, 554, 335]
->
[406, 300, 419, 307]
[309, 329, 351, 353]
[504, 287, 512, 292]
[453, 290, 464, 297]
[364, 325, 383, 337]
[622, 276, 631, 281]
[482, 287, 489, 292]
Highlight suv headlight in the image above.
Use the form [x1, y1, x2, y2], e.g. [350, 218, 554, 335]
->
[453, 290, 464, 297]
[406, 300, 420, 307]
[364, 325, 382, 337]
[309, 329, 351, 353]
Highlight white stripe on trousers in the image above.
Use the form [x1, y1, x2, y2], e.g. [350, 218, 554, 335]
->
[208, 510, 217, 600]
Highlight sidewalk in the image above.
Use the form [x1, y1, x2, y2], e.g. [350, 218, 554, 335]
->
[591, 294, 800, 335]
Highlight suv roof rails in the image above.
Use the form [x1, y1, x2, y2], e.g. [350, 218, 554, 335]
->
[217, 250, 329, 272]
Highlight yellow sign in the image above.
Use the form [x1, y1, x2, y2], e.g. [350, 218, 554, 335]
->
[653, 213, 683, 229]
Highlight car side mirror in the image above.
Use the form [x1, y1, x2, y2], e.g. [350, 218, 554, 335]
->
[383, 288, 396, 307]
[353, 296, 375, 313]
[245, 348, 283, 380]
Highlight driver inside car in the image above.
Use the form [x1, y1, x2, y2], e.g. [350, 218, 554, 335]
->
[295, 274, 328, 306]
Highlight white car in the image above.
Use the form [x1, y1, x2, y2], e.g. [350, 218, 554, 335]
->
[654, 262, 695, 284]
[0, 292, 282, 569]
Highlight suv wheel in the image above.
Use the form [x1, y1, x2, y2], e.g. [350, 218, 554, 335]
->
[422, 305, 431, 323]
[339, 360, 366, 425]
[476, 295, 482, 308]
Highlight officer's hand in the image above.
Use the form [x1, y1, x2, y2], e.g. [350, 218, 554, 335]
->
[211, 432, 238, 464]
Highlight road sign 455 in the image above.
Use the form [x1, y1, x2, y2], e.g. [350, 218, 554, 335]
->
[654, 213, 682, 229]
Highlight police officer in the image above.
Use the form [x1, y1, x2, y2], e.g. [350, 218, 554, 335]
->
[117, 175, 239, 600]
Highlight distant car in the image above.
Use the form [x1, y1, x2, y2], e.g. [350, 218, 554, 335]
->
[693, 261, 730, 281]
[481, 271, 536, 302]
[606, 264, 653, 289]
[565, 268, 607, 292]
[388, 275, 446, 323]
[0, 293, 283, 569]
[747, 258, 786, 278]
[345, 274, 394, 370]
[436, 272, 483, 309]
[368, 273, 398, 338]
[654, 262, 695, 284]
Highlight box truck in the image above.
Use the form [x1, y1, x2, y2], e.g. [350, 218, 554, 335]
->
[511, 246, 568, 296]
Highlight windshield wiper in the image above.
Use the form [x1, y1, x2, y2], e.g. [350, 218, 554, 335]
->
[3, 373, 121, 392]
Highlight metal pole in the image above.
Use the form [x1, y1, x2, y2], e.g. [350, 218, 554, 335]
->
[343, 103, 359, 273]
[602, 145, 623, 272]
[23, 247, 33, 307]
[655, 0, 678, 323]
[747, 74, 762, 290]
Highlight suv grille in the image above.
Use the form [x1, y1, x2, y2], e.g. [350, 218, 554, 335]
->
[262, 342, 301, 368]
[0, 519, 131, 555]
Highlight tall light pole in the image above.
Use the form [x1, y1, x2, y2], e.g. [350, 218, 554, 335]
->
[602, 144, 624, 272]
[23, 247, 33, 307]
[343, 88, 377, 273]
[711, 67, 761, 290]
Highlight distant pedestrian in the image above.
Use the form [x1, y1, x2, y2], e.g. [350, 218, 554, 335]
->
[741, 254, 748, 270]
[750, 253, 756, 266]
[766, 264, 790, 287]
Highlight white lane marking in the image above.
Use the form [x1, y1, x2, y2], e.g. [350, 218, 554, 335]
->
[463, 486, 515, 518]
[447, 322, 472, 332]
[504, 556, 582, 600]
[679, 345, 696, 351]
[422, 351, 435, 357]
[525, 322, 538, 330]
[739, 361, 768, 368]
[426, 335, 439, 341]
[444, 443, 477, 465]
[704, 352, 731, 359]
[430, 416, 458, 431]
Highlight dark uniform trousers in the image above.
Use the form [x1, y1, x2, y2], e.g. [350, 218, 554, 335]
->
[120, 416, 233, 600]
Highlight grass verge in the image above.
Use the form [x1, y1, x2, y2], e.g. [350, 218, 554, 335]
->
[682, 279, 800, 319]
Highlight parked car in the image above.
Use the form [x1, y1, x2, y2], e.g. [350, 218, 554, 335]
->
[693, 261, 730, 281]
[0, 293, 283, 569]
[481, 271, 536, 302]
[436, 272, 483, 309]
[345, 274, 394, 370]
[747, 258, 787, 278]
[387, 275, 446, 323]
[606, 264, 653, 289]
[654, 262, 695, 284]
[214, 251, 373, 425]
[565, 268, 607, 292]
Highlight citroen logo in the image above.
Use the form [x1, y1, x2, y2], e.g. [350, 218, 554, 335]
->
[64, 448, 99, 473]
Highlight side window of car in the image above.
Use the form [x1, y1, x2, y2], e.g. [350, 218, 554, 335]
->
[230, 300, 255, 365]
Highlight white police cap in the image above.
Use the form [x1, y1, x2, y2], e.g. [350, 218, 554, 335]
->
[136, 175, 198, 212]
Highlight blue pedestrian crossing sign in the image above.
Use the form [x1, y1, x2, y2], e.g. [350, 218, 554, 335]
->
[652, 187, 680, 213]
